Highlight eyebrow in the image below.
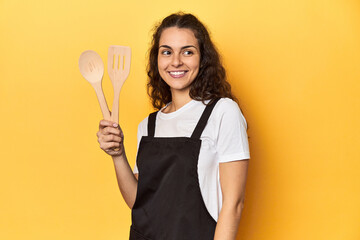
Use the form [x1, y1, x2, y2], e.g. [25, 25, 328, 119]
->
[159, 45, 198, 50]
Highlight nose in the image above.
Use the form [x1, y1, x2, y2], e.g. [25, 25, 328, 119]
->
[171, 53, 183, 67]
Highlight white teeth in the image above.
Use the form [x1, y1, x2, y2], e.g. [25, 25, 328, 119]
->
[170, 71, 185, 75]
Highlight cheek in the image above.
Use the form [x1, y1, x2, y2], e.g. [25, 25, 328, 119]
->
[190, 59, 200, 73]
[191, 55, 200, 67]
[157, 61, 167, 79]
[157, 57, 168, 71]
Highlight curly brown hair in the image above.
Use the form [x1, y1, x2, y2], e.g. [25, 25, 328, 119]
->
[147, 12, 237, 110]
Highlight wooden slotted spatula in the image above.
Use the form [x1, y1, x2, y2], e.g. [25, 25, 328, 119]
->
[79, 50, 111, 121]
[107, 45, 131, 124]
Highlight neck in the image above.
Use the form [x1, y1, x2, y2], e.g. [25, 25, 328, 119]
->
[165, 89, 192, 113]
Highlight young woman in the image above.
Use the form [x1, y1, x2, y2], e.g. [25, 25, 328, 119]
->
[97, 13, 250, 240]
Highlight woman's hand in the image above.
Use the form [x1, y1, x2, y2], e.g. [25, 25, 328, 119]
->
[97, 120, 138, 209]
[97, 120, 124, 156]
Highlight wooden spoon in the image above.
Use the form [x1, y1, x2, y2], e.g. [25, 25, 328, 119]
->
[107, 45, 131, 124]
[79, 50, 111, 120]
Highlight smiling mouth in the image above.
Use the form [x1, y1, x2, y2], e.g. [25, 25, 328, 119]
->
[168, 71, 188, 78]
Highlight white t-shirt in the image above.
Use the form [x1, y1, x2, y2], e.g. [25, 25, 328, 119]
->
[133, 98, 250, 222]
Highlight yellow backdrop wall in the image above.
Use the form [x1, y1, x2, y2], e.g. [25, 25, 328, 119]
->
[1, 0, 359, 239]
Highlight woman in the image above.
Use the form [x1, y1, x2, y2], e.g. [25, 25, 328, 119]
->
[97, 12, 250, 240]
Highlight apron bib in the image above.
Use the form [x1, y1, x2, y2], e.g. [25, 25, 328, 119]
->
[130, 99, 219, 240]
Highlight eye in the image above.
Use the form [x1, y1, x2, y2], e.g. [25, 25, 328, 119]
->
[161, 50, 171, 56]
[183, 50, 194, 56]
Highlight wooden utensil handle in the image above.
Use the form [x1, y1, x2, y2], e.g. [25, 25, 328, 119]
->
[111, 90, 120, 124]
[111, 88, 121, 151]
[93, 82, 120, 152]
[92, 82, 111, 120]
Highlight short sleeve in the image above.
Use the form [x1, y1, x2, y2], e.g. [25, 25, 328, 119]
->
[133, 117, 148, 174]
[215, 99, 250, 163]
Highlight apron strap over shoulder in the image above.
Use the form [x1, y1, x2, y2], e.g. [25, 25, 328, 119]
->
[147, 111, 158, 137]
[191, 98, 220, 139]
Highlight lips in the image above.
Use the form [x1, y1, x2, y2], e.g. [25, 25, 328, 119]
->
[168, 71, 188, 78]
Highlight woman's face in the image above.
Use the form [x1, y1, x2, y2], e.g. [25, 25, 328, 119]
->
[157, 27, 200, 95]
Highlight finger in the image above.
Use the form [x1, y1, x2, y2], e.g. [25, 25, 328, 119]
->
[102, 134, 122, 143]
[101, 126, 121, 136]
[119, 127, 124, 138]
[99, 120, 119, 129]
[100, 141, 121, 150]
[105, 149, 122, 156]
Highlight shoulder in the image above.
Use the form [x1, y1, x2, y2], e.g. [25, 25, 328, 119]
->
[213, 98, 244, 117]
[137, 115, 149, 136]
[212, 98, 248, 128]
[214, 98, 240, 111]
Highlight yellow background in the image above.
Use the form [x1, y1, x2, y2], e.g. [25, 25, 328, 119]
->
[1, 0, 359, 239]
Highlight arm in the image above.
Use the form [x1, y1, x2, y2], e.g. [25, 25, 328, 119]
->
[112, 153, 138, 209]
[97, 120, 138, 209]
[214, 159, 249, 240]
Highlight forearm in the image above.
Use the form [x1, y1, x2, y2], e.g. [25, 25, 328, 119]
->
[112, 152, 138, 209]
[213, 201, 244, 240]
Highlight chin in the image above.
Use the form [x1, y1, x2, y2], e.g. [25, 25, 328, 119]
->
[168, 82, 191, 90]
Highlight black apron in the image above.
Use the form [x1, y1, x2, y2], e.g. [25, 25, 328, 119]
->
[130, 99, 219, 240]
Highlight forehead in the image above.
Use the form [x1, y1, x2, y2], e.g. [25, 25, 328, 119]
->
[159, 27, 198, 47]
